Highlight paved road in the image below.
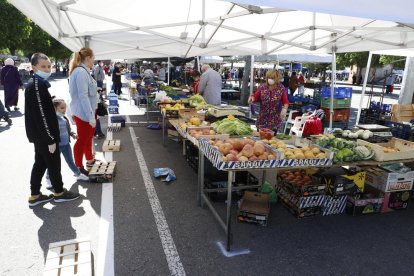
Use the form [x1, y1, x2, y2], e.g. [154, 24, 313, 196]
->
[1, 76, 414, 276]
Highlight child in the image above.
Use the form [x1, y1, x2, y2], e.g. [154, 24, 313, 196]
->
[25, 52, 80, 206]
[45, 99, 89, 190]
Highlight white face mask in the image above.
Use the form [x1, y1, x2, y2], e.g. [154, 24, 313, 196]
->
[36, 70, 51, 80]
[99, 63, 104, 66]
[268, 79, 275, 85]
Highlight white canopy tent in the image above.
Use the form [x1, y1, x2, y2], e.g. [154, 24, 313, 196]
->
[255, 54, 332, 63]
[9, 0, 414, 59]
[10, 0, 414, 128]
[199, 56, 224, 63]
[356, 48, 414, 124]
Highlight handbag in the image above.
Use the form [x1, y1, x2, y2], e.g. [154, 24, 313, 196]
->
[97, 100, 108, 116]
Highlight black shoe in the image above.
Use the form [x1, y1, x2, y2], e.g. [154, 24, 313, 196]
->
[6, 106, 11, 112]
[54, 189, 80, 203]
[79, 167, 89, 176]
[95, 133, 105, 139]
[28, 193, 53, 207]
[14, 107, 19, 111]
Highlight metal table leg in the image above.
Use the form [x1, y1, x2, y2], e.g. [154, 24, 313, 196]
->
[197, 149, 204, 207]
[262, 170, 267, 185]
[226, 171, 234, 251]
[162, 115, 166, 146]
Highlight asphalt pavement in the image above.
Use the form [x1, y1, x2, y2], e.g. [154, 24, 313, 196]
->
[1, 76, 413, 276]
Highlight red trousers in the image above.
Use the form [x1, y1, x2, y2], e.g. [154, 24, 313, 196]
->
[73, 116, 95, 168]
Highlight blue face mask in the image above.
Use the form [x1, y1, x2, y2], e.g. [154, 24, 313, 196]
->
[56, 111, 65, 117]
[35, 70, 51, 80]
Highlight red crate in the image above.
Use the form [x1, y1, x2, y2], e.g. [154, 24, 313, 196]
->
[322, 108, 350, 122]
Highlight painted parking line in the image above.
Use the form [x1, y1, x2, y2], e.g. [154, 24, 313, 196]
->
[128, 116, 186, 276]
[96, 118, 114, 276]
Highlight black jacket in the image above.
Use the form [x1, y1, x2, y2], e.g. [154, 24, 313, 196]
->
[25, 76, 60, 145]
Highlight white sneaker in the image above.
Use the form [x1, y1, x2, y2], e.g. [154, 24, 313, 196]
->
[76, 173, 89, 181]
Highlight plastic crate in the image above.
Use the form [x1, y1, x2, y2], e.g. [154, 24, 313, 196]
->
[321, 86, 352, 99]
[383, 121, 414, 140]
[321, 108, 350, 122]
[320, 98, 351, 109]
[323, 121, 349, 129]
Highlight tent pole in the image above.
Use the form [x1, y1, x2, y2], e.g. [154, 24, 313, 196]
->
[356, 52, 373, 125]
[167, 57, 170, 85]
[329, 47, 336, 129]
[202, 0, 206, 44]
[249, 55, 255, 118]
[197, 56, 201, 72]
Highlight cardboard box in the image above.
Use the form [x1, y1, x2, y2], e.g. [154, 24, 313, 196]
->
[365, 167, 414, 192]
[381, 190, 411, 212]
[346, 185, 384, 216]
[276, 184, 325, 218]
[317, 167, 365, 196]
[323, 195, 347, 216]
[237, 191, 270, 226]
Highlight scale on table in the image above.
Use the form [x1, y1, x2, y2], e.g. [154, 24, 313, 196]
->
[356, 124, 393, 140]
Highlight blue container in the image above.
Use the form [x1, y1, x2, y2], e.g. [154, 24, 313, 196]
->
[111, 116, 126, 127]
[109, 98, 118, 106]
[321, 86, 352, 99]
[108, 105, 119, 114]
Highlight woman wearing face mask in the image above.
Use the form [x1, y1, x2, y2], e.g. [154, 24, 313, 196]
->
[192, 70, 201, 94]
[248, 70, 289, 132]
[68, 47, 98, 175]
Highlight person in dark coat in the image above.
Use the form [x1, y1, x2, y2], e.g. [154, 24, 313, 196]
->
[0, 58, 23, 111]
[25, 53, 80, 207]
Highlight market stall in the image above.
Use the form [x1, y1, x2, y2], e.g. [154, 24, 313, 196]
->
[143, 89, 414, 251]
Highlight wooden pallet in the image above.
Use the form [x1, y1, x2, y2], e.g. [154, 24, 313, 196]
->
[43, 238, 92, 276]
[108, 123, 122, 132]
[89, 161, 117, 183]
[102, 139, 121, 152]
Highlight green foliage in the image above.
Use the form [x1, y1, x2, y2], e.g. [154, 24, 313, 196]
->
[0, 0, 31, 54]
[0, 0, 71, 60]
[379, 55, 406, 69]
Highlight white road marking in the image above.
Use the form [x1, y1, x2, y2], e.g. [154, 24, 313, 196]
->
[96, 117, 114, 276]
[216, 241, 251, 257]
[127, 116, 186, 276]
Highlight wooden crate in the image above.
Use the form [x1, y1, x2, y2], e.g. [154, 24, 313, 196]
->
[179, 108, 205, 120]
[391, 104, 414, 123]
[357, 138, 414, 161]
[89, 161, 116, 183]
[108, 123, 122, 132]
[43, 238, 92, 276]
[102, 140, 121, 152]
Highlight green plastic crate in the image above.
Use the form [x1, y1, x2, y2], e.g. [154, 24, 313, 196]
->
[320, 98, 351, 109]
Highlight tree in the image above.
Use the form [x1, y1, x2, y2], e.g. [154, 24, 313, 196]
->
[22, 22, 72, 61]
[0, 0, 31, 55]
[379, 55, 406, 69]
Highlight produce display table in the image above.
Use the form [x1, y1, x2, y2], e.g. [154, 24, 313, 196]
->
[195, 136, 414, 251]
[160, 104, 414, 252]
